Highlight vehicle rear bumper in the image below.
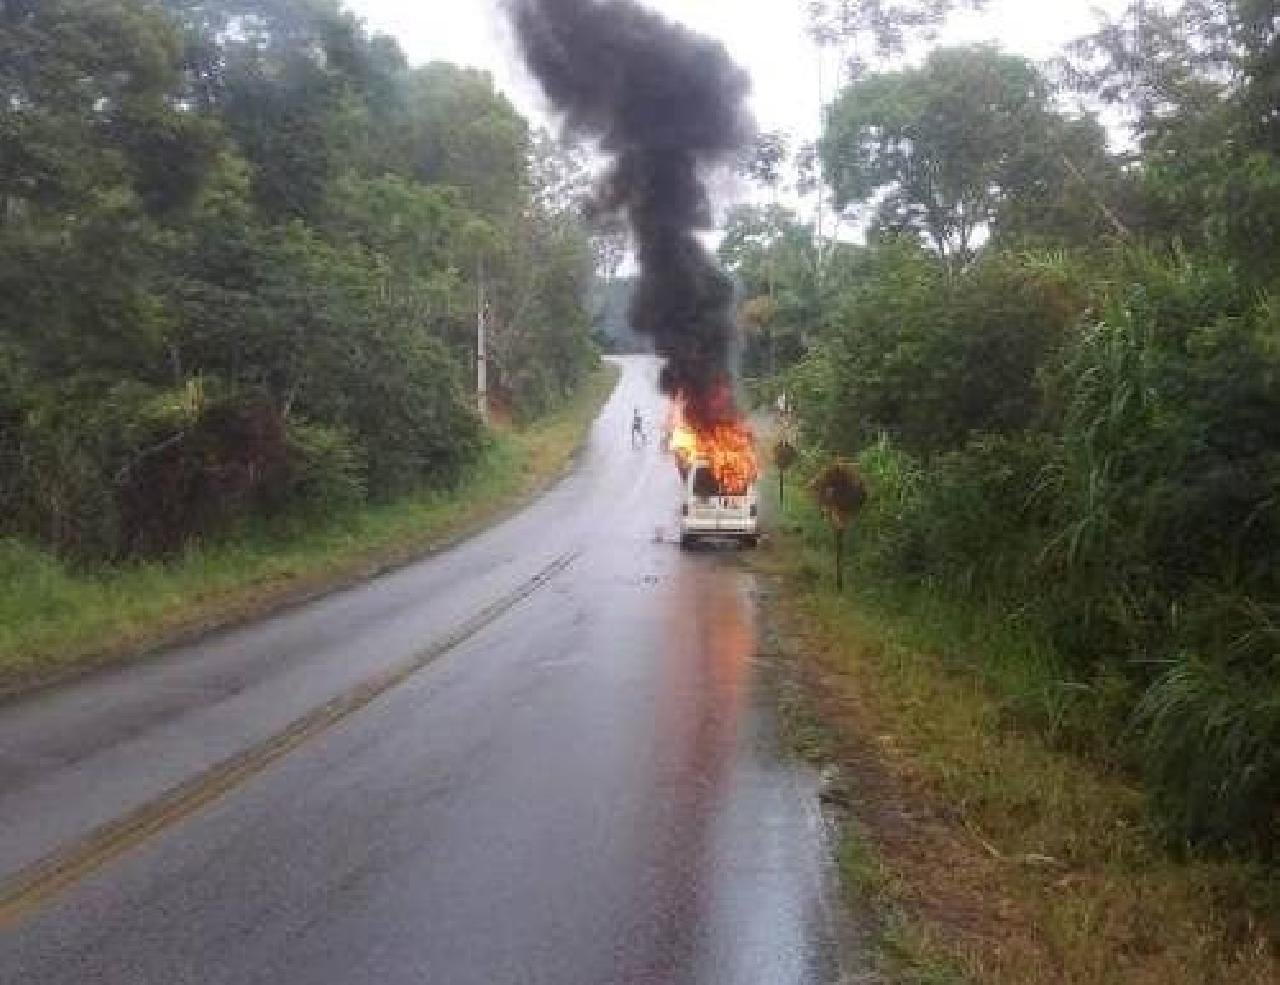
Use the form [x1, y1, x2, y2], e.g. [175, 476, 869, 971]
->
[679, 519, 758, 537]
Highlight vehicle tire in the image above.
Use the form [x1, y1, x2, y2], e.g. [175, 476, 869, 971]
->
[679, 534, 696, 549]
[741, 535, 759, 549]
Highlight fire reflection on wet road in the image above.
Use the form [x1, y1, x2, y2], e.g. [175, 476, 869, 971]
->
[0, 357, 845, 984]
[641, 560, 837, 984]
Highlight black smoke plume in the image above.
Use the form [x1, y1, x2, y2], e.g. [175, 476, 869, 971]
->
[509, 0, 754, 428]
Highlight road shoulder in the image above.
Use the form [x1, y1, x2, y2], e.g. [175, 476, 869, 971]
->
[1, 363, 620, 701]
[749, 486, 1279, 985]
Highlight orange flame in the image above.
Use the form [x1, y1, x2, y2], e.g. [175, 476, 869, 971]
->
[666, 394, 759, 495]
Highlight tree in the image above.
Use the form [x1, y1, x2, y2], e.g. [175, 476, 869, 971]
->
[805, 0, 979, 84]
[529, 128, 628, 284]
[0, 0, 214, 386]
[1, 0, 597, 557]
[1068, 0, 1280, 279]
[2, 0, 178, 211]
[801, 244, 1082, 457]
[160, 0, 403, 222]
[738, 129, 790, 195]
[718, 204, 820, 375]
[821, 46, 1116, 265]
[396, 63, 530, 222]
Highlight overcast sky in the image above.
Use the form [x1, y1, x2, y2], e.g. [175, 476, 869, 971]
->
[345, 0, 1131, 245]
[345, 0, 1132, 142]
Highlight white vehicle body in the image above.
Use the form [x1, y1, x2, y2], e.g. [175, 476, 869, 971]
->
[678, 459, 759, 547]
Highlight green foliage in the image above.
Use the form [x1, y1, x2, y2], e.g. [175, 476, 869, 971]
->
[821, 46, 1119, 262]
[718, 204, 821, 376]
[777, 9, 1280, 853]
[1137, 649, 1280, 850]
[0, 0, 598, 559]
[342, 330, 483, 497]
[791, 248, 1280, 847]
[397, 63, 530, 221]
[488, 204, 599, 422]
[793, 244, 1083, 456]
[0, 362, 618, 687]
[0, 0, 203, 215]
[283, 420, 366, 513]
[1069, 1, 1280, 280]
[805, 0, 966, 67]
[1038, 258, 1280, 645]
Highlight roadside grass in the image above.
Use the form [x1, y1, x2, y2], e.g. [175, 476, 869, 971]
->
[834, 822, 971, 985]
[757, 472, 1279, 985]
[0, 363, 620, 696]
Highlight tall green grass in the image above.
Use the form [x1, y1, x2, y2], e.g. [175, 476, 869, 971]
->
[780, 250, 1280, 851]
[781, 438, 1112, 751]
[767, 486, 1280, 984]
[779, 416, 1280, 852]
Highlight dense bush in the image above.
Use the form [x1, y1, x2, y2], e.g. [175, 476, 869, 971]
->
[0, 0, 598, 560]
[793, 244, 1082, 457]
[784, 250, 1280, 850]
[741, 3, 1280, 852]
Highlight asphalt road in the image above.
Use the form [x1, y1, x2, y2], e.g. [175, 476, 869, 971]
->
[0, 356, 846, 984]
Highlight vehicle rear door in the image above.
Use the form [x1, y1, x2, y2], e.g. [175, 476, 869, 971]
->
[688, 466, 719, 528]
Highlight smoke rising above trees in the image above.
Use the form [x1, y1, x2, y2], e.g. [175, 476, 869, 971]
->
[508, 0, 755, 428]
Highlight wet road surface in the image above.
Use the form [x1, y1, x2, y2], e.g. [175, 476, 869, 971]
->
[0, 357, 846, 984]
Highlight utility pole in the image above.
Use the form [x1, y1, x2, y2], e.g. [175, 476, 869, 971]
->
[815, 37, 827, 257]
[476, 256, 488, 425]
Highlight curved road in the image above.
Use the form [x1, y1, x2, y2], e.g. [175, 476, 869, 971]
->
[0, 357, 845, 984]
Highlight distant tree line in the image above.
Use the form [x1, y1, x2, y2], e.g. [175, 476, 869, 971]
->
[725, 0, 1280, 851]
[0, 0, 600, 558]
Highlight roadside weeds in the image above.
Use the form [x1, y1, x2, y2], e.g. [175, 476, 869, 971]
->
[0, 363, 620, 699]
[752, 495, 1280, 985]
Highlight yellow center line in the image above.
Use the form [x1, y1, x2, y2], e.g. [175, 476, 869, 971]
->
[0, 550, 578, 927]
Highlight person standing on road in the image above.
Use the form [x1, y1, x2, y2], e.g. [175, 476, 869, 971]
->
[631, 407, 646, 449]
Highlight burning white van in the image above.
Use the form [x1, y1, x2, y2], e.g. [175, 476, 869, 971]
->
[678, 459, 759, 548]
